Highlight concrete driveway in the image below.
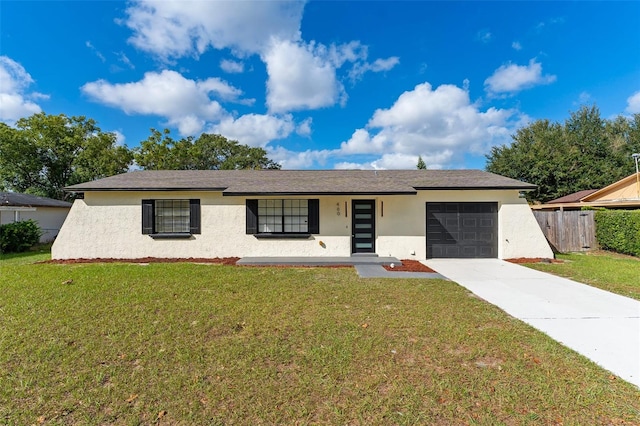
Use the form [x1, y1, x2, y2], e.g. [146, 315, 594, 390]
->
[424, 258, 640, 388]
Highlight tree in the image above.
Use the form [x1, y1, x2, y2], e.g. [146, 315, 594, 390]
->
[416, 156, 427, 169]
[0, 113, 133, 200]
[134, 129, 281, 170]
[486, 106, 640, 203]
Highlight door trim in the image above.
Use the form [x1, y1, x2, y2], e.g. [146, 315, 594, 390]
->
[351, 199, 376, 253]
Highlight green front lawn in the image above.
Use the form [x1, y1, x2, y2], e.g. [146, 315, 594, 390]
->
[0, 243, 52, 265]
[527, 251, 640, 301]
[1, 254, 638, 424]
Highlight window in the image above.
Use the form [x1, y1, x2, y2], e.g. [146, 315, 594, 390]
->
[246, 199, 319, 235]
[155, 200, 190, 233]
[142, 199, 200, 237]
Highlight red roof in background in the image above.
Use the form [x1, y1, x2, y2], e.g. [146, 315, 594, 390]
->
[546, 189, 598, 204]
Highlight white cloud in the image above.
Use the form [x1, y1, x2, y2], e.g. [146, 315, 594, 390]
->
[0, 56, 47, 124]
[117, 52, 135, 69]
[333, 161, 369, 170]
[86, 41, 106, 62]
[477, 29, 493, 43]
[512, 41, 522, 51]
[349, 56, 400, 82]
[574, 91, 591, 106]
[326, 40, 368, 67]
[337, 82, 522, 168]
[220, 59, 244, 74]
[112, 130, 126, 146]
[268, 146, 332, 169]
[262, 38, 399, 113]
[263, 37, 401, 112]
[372, 153, 423, 170]
[81, 70, 249, 135]
[263, 39, 346, 113]
[324, 41, 399, 83]
[123, 0, 305, 60]
[626, 91, 640, 114]
[198, 77, 254, 104]
[335, 151, 454, 170]
[122, 1, 398, 114]
[535, 17, 565, 34]
[340, 128, 385, 154]
[372, 153, 435, 170]
[484, 58, 556, 95]
[296, 117, 312, 136]
[210, 113, 296, 147]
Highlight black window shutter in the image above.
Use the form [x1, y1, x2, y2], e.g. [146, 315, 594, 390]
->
[142, 199, 154, 234]
[308, 199, 320, 234]
[189, 199, 201, 234]
[246, 199, 258, 234]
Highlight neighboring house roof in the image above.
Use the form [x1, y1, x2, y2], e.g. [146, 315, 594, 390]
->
[581, 173, 640, 202]
[0, 192, 72, 208]
[64, 169, 537, 195]
[532, 173, 640, 210]
[546, 189, 598, 204]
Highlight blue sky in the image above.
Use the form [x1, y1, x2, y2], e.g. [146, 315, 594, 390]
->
[1, 1, 639, 170]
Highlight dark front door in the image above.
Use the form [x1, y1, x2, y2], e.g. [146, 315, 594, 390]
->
[426, 202, 498, 258]
[352, 200, 375, 253]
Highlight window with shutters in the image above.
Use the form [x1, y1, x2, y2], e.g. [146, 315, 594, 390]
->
[155, 200, 190, 233]
[142, 199, 200, 237]
[258, 199, 308, 233]
[246, 199, 319, 236]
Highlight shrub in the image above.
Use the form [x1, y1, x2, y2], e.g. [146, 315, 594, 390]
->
[0, 220, 42, 254]
[594, 210, 640, 257]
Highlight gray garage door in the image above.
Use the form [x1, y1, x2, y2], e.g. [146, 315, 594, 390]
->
[426, 202, 498, 258]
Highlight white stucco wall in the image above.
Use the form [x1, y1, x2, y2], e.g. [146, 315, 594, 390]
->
[53, 192, 354, 260]
[498, 203, 554, 259]
[52, 190, 552, 260]
[1, 207, 70, 243]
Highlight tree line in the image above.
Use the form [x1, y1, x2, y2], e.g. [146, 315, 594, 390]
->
[2, 107, 639, 203]
[0, 113, 280, 201]
[486, 106, 640, 203]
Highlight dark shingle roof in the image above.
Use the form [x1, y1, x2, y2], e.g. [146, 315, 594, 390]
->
[0, 192, 72, 208]
[546, 189, 598, 204]
[64, 169, 536, 195]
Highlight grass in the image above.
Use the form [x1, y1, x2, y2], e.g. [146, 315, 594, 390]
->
[526, 251, 640, 301]
[1, 253, 639, 425]
[0, 243, 52, 265]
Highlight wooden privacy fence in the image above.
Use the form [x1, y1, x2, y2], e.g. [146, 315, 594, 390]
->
[533, 210, 597, 253]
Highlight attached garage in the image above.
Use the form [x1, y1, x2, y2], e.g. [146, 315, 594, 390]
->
[426, 202, 498, 258]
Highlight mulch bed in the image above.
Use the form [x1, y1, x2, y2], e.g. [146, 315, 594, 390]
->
[43, 257, 562, 268]
[42, 257, 437, 271]
[43, 257, 241, 265]
[383, 259, 435, 272]
[42, 258, 352, 268]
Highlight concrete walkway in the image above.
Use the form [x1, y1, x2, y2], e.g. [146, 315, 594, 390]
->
[237, 256, 400, 266]
[237, 256, 447, 279]
[354, 264, 447, 279]
[425, 258, 640, 388]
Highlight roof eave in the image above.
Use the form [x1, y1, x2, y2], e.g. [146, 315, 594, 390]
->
[222, 191, 418, 196]
[65, 187, 228, 192]
[414, 186, 536, 191]
[531, 200, 640, 210]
